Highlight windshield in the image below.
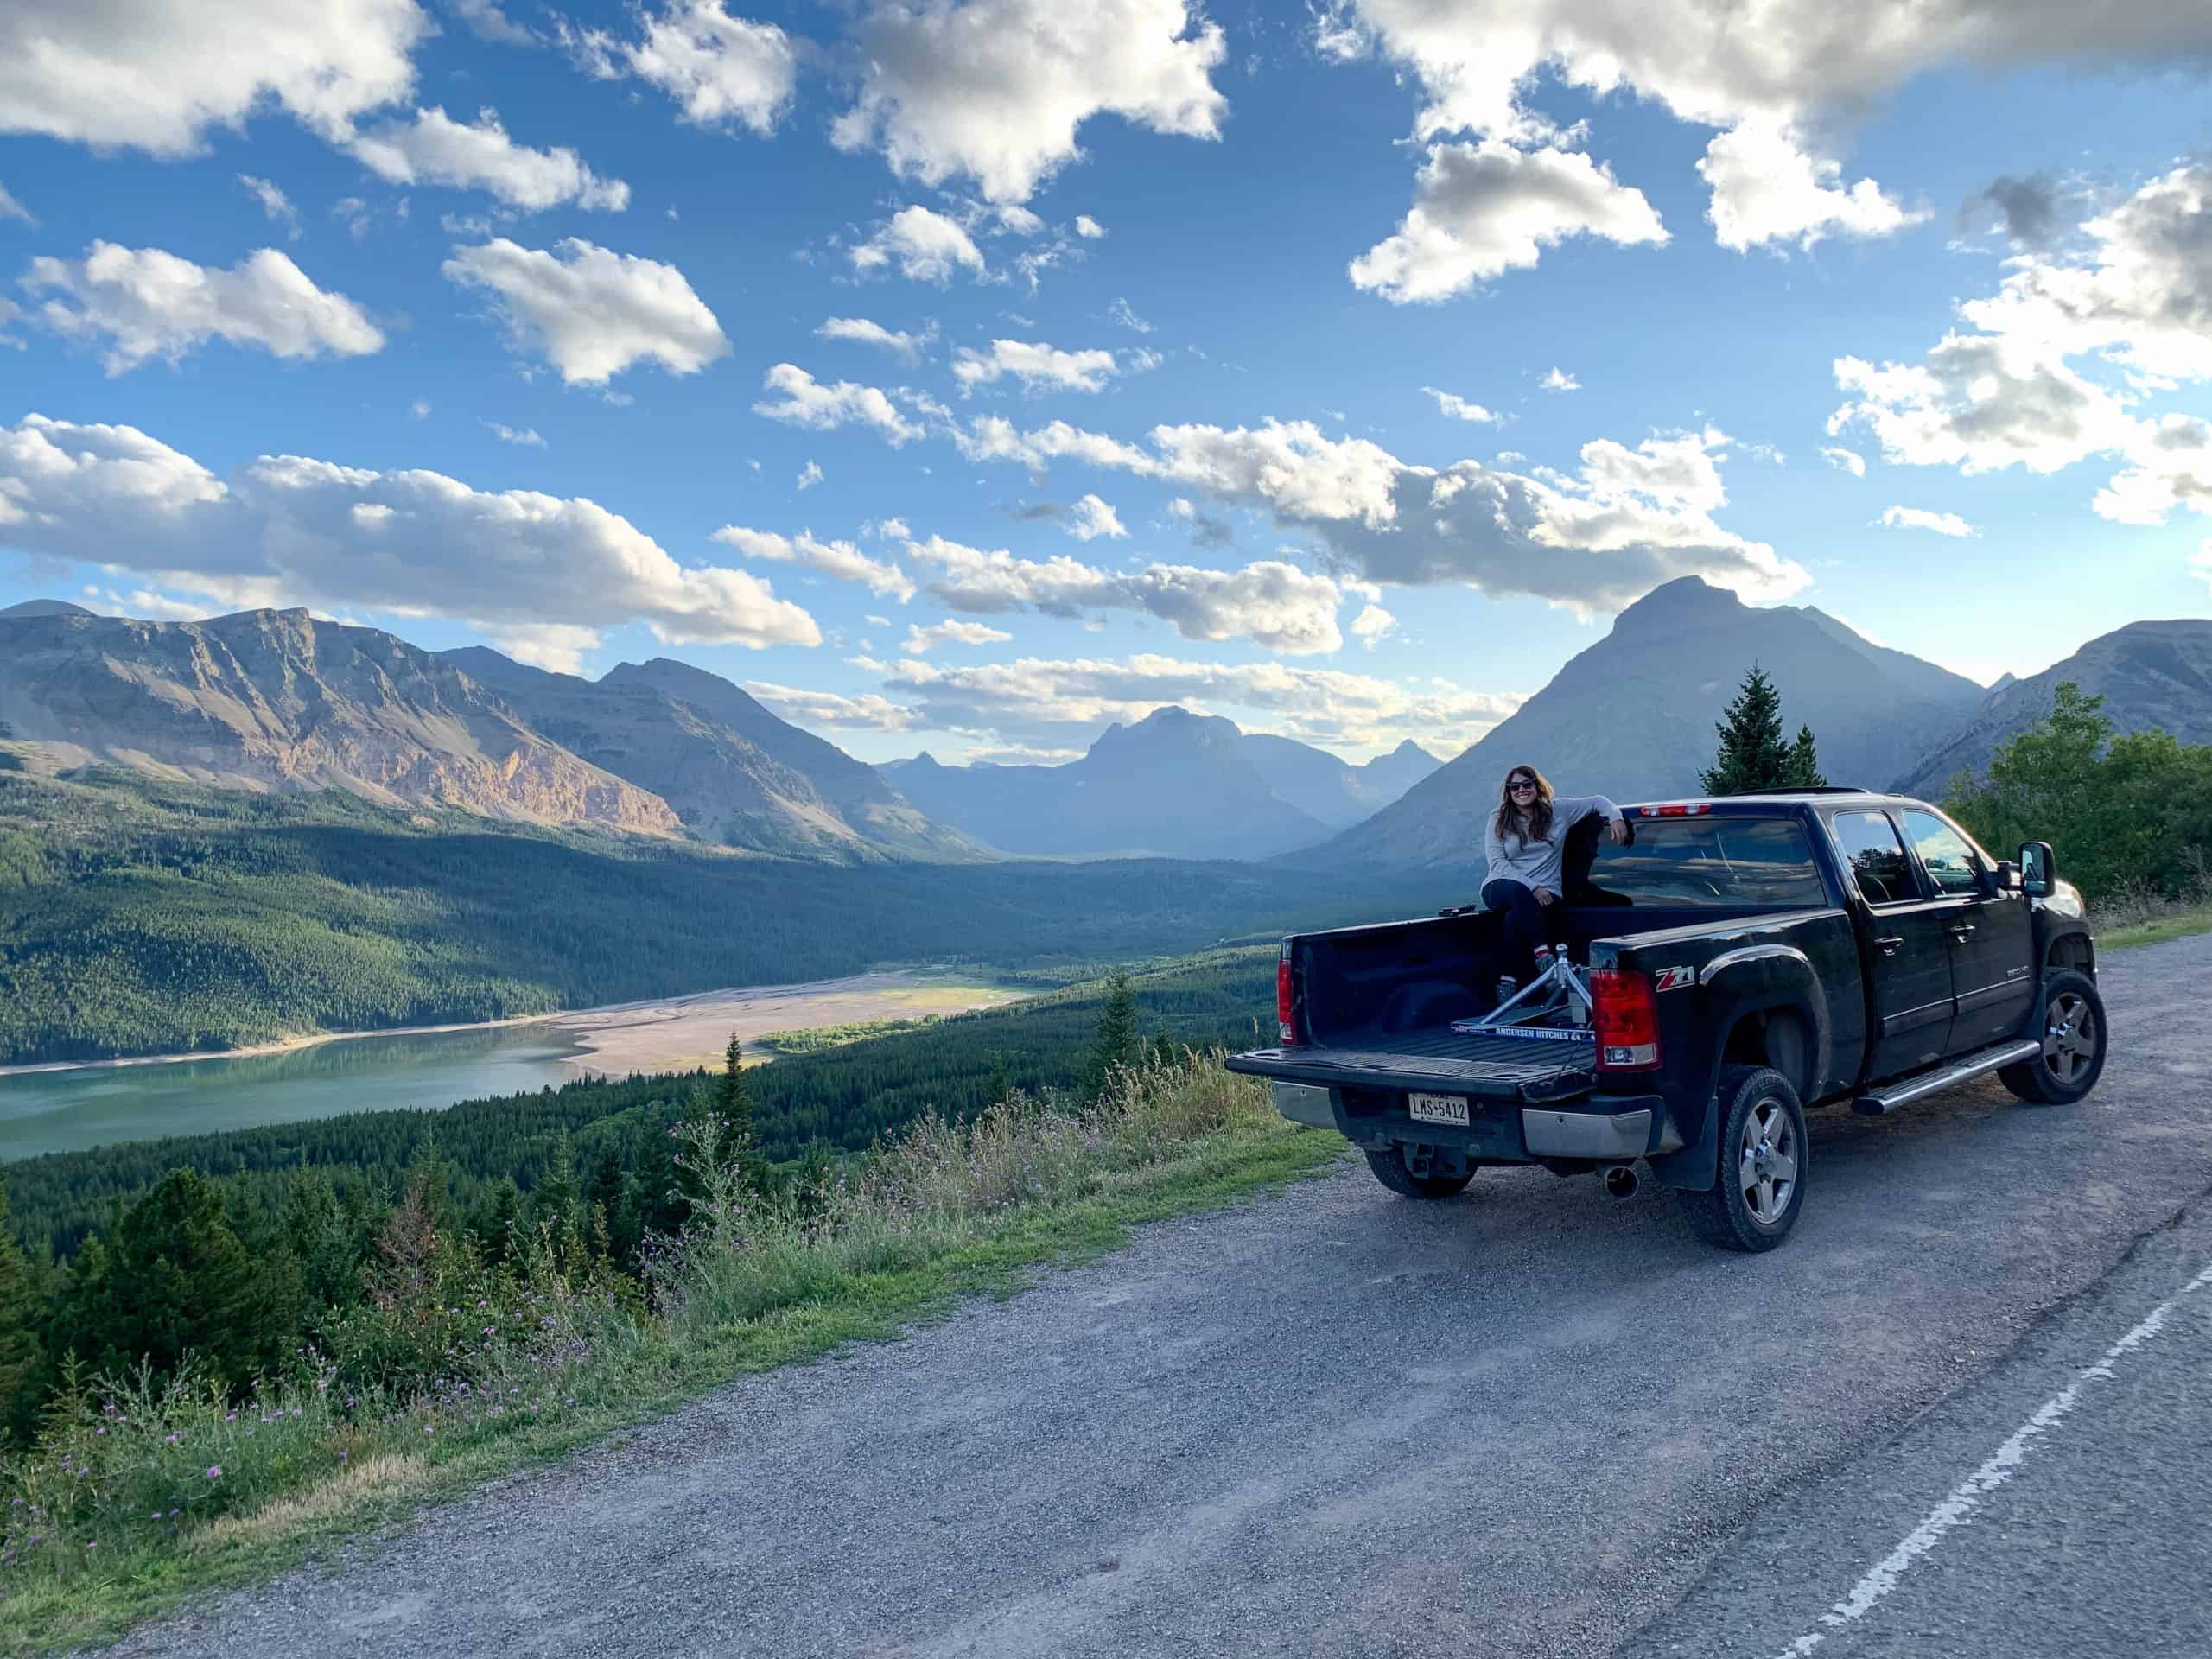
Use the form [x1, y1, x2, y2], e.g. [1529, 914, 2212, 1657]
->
[1583, 816, 1830, 908]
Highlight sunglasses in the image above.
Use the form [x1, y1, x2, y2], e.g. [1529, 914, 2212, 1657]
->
[1509, 779, 1537, 791]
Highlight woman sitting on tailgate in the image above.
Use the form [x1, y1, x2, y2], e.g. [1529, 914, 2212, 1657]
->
[1484, 765, 1630, 995]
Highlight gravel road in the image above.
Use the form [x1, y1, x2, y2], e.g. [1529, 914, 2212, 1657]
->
[105, 933, 2212, 1659]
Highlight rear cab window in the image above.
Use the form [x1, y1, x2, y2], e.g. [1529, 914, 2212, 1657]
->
[1585, 815, 1830, 908]
[1829, 810, 1919, 906]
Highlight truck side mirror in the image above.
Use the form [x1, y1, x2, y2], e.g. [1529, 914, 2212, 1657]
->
[2019, 841, 2056, 899]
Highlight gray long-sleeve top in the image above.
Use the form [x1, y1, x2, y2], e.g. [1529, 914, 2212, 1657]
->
[1484, 794, 1626, 895]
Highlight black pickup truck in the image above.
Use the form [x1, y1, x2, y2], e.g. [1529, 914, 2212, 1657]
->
[1227, 790, 2107, 1250]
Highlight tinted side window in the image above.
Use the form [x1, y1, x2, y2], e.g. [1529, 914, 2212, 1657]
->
[1902, 810, 1983, 897]
[1831, 811, 1915, 905]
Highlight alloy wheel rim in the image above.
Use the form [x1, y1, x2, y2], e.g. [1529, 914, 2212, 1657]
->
[2044, 992, 2095, 1084]
[1737, 1096, 1797, 1225]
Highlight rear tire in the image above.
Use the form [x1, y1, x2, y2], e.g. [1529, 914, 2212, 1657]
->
[2000, 969, 2107, 1105]
[1363, 1147, 1473, 1200]
[1679, 1065, 1807, 1252]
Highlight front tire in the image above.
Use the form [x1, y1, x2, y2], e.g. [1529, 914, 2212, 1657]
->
[2000, 969, 2107, 1105]
[1363, 1147, 1473, 1200]
[1680, 1065, 1808, 1252]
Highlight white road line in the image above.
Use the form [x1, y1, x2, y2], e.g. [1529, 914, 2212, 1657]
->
[1767, 1255, 2212, 1659]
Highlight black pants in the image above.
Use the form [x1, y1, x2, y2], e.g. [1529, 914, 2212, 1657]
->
[1482, 879, 1552, 981]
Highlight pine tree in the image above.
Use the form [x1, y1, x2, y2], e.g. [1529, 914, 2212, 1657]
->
[60, 1169, 270, 1387]
[1700, 664, 1815, 795]
[1783, 724, 1827, 789]
[478, 1178, 523, 1265]
[1083, 972, 1141, 1097]
[531, 1128, 582, 1249]
[715, 1032, 755, 1141]
[586, 1152, 626, 1255]
[0, 1175, 46, 1443]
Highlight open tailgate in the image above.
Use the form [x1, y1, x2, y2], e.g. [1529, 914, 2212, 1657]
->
[1226, 1027, 1595, 1104]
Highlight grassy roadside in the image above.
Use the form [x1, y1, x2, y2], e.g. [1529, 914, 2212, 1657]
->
[0, 1056, 1343, 1656]
[2094, 905, 2212, 953]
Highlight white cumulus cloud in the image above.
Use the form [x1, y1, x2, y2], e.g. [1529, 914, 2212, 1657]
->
[1325, 0, 2209, 258]
[1541, 367, 1580, 391]
[1425, 386, 1500, 423]
[952, 338, 1122, 395]
[0, 182, 33, 226]
[1832, 162, 2212, 526]
[712, 524, 917, 601]
[744, 683, 922, 731]
[483, 421, 546, 447]
[346, 106, 629, 210]
[1696, 120, 1922, 251]
[0, 413, 819, 650]
[0, 0, 426, 156]
[565, 1, 798, 136]
[902, 618, 1014, 652]
[831, 0, 1228, 204]
[22, 242, 384, 373]
[1878, 505, 1976, 537]
[850, 205, 988, 284]
[815, 315, 937, 363]
[1820, 445, 1866, 476]
[1351, 138, 1667, 302]
[752, 364, 925, 445]
[1066, 493, 1125, 540]
[1074, 215, 1106, 238]
[442, 237, 728, 385]
[904, 534, 1350, 654]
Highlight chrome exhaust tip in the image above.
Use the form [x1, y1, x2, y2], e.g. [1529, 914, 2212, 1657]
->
[1604, 1165, 1640, 1200]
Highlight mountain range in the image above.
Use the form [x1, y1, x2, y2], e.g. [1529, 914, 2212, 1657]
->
[1894, 619, 2212, 795]
[5, 587, 2205, 871]
[0, 604, 1436, 864]
[1300, 577, 2212, 869]
[880, 708, 1442, 861]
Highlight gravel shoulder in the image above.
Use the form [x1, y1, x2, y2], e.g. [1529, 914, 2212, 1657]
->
[103, 934, 2212, 1659]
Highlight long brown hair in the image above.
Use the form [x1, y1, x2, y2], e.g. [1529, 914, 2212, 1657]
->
[1492, 764, 1554, 848]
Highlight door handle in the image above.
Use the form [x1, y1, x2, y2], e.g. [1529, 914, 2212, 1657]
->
[1948, 922, 1977, 941]
[1874, 935, 1904, 957]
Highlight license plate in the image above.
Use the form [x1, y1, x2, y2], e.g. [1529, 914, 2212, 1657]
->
[1407, 1092, 1470, 1126]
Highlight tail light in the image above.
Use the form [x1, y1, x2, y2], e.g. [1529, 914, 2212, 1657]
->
[1276, 943, 1298, 1045]
[1592, 968, 1660, 1071]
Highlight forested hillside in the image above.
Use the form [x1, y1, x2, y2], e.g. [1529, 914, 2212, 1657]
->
[3, 949, 1277, 1261]
[0, 772, 1436, 1065]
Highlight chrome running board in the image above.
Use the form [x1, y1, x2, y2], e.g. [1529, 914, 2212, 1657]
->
[1851, 1039, 2042, 1116]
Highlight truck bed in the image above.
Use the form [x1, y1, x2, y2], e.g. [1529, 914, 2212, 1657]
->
[1224, 1019, 1595, 1103]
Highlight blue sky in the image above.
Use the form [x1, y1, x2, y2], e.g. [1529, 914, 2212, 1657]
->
[3, 0, 2209, 764]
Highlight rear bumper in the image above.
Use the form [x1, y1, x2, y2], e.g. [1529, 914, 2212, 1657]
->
[1269, 1080, 1674, 1162]
[1522, 1105, 1654, 1159]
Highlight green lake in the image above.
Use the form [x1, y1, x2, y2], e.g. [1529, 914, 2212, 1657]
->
[0, 1024, 601, 1162]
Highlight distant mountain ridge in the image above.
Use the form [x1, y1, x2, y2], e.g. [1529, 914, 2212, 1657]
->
[881, 708, 1440, 861]
[445, 647, 980, 861]
[0, 605, 977, 860]
[1298, 576, 1989, 869]
[1896, 618, 2212, 795]
[0, 607, 681, 833]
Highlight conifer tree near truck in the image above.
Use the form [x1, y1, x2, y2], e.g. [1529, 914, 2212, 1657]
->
[1230, 790, 2103, 1250]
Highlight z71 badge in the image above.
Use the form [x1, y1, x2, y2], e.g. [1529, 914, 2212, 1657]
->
[1654, 966, 1696, 992]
